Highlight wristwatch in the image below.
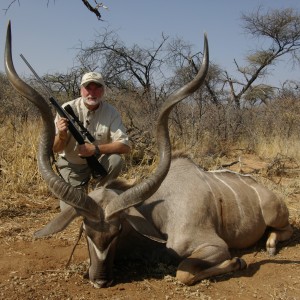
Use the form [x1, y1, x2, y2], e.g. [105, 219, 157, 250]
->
[94, 145, 101, 159]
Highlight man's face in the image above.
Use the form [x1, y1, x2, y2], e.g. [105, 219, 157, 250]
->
[81, 82, 105, 107]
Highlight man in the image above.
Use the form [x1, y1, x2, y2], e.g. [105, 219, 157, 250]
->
[53, 72, 131, 195]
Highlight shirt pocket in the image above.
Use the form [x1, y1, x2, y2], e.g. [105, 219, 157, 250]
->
[95, 132, 103, 141]
[95, 129, 110, 143]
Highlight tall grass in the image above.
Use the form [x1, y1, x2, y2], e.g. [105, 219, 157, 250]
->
[252, 135, 300, 161]
[0, 95, 299, 201]
[0, 112, 300, 202]
[0, 118, 49, 198]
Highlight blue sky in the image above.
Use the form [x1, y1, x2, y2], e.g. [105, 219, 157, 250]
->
[0, 0, 299, 87]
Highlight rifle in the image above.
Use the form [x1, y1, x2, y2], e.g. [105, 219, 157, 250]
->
[20, 54, 108, 179]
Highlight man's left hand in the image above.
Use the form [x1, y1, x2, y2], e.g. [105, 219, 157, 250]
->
[78, 143, 95, 157]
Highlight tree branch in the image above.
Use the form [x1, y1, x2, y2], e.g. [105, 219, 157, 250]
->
[81, 0, 102, 20]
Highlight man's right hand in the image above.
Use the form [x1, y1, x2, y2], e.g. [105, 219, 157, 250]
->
[56, 117, 69, 140]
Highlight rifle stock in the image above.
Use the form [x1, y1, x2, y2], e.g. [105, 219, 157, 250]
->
[20, 54, 108, 179]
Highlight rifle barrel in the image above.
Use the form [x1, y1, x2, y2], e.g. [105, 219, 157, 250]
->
[20, 54, 51, 94]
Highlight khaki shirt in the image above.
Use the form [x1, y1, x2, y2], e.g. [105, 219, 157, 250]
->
[55, 97, 129, 164]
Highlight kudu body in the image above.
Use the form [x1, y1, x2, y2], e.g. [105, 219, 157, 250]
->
[5, 21, 292, 288]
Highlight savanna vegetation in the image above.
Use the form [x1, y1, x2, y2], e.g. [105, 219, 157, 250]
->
[1, 7, 299, 197]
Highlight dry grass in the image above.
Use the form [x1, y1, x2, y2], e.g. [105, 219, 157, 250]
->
[0, 119, 51, 220]
[1, 117, 300, 195]
[251, 135, 300, 163]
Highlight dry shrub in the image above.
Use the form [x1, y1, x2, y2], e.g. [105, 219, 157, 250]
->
[0, 94, 299, 200]
[240, 97, 300, 158]
[0, 118, 49, 198]
[254, 136, 300, 163]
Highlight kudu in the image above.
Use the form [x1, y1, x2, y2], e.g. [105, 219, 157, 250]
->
[5, 21, 292, 288]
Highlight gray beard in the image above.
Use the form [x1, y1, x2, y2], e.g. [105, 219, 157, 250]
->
[83, 97, 101, 106]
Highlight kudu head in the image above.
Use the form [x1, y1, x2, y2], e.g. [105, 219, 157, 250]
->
[5, 21, 209, 288]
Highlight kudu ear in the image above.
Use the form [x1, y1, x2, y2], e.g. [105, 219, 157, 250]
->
[125, 207, 166, 243]
[34, 206, 79, 238]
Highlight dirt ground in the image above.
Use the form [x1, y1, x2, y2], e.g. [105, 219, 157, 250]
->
[0, 155, 300, 300]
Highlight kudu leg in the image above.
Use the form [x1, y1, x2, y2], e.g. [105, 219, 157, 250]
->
[266, 224, 293, 255]
[176, 243, 246, 286]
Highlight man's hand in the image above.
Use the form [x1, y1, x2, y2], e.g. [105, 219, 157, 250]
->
[78, 143, 97, 157]
[56, 117, 69, 140]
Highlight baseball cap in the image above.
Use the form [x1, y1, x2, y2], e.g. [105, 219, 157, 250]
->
[80, 72, 105, 87]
